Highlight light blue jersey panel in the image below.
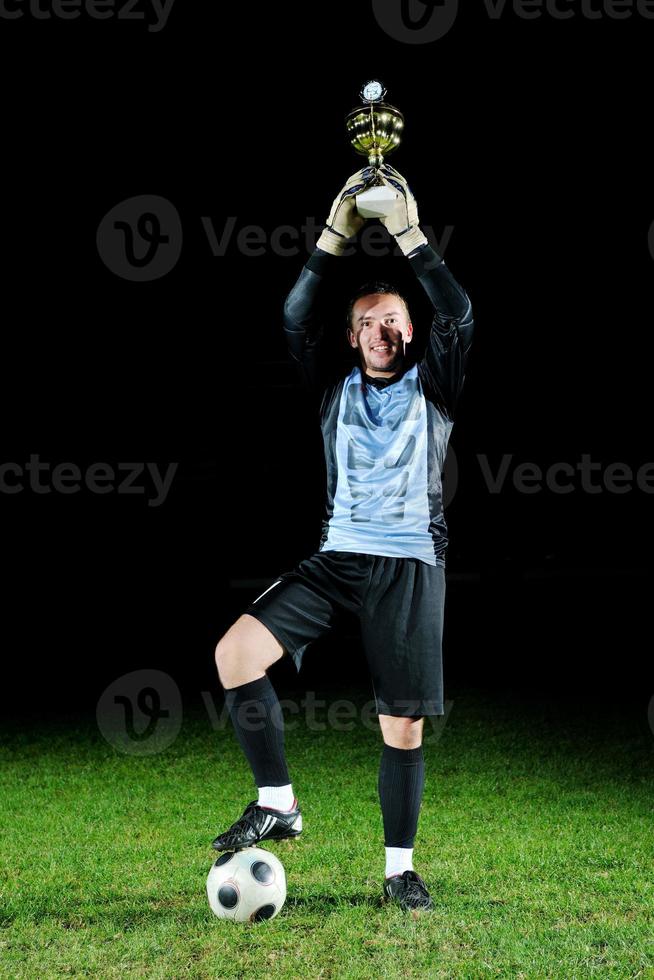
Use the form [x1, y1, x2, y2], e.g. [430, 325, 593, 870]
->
[320, 364, 437, 565]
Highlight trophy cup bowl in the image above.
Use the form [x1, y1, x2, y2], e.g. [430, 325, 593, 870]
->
[346, 96, 405, 220]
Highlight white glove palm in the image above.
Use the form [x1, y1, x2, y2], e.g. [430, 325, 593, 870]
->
[317, 167, 376, 256]
[378, 164, 428, 256]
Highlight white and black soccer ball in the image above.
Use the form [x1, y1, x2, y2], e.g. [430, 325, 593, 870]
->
[206, 847, 287, 923]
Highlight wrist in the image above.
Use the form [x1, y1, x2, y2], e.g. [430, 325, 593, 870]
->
[395, 224, 428, 256]
[317, 227, 349, 256]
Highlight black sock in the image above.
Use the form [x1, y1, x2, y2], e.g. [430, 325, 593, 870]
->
[223, 675, 291, 789]
[378, 744, 425, 848]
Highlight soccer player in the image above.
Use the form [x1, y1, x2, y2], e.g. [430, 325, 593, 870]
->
[212, 166, 474, 911]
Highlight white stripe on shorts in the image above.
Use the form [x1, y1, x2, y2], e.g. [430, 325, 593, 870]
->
[251, 578, 283, 605]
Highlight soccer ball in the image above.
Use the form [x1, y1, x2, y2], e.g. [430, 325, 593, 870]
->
[206, 847, 287, 923]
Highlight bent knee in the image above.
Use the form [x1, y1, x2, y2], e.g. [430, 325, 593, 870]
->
[380, 714, 424, 749]
[214, 615, 285, 687]
[214, 633, 237, 671]
[214, 633, 250, 689]
[214, 623, 251, 666]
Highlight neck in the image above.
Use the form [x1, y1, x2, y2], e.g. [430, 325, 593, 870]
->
[362, 356, 405, 379]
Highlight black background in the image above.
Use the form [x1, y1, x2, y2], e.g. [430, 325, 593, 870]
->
[1, 0, 652, 717]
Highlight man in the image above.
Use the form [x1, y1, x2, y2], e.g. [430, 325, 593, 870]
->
[212, 165, 474, 911]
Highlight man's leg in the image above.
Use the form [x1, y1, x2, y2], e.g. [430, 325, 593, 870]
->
[360, 558, 444, 905]
[378, 715, 425, 879]
[212, 552, 366, 850]
[215, 614, 295, 811]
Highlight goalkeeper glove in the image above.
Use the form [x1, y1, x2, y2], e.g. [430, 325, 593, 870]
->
[316, 167, 375, 256]
[378, 163, 428, 256]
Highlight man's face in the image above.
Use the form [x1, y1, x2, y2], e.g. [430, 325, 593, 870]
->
[347, 293, 413, 377]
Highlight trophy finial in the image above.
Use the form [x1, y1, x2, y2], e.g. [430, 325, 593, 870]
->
[360, 80, 387, 104]
[346, 81, 404, 169]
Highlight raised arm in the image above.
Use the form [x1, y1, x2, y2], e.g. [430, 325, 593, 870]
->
[283, 169, 373, 396]
[283, 249, 335, 394]
[409, 244, 474, 419]
[379, 164, 474, 419]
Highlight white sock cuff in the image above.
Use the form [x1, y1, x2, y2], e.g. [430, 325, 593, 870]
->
[257, 784, 295, 811]
[385, 846, 414, 879]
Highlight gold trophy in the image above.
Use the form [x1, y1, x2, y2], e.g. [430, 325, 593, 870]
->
[346, 80, 405, 220]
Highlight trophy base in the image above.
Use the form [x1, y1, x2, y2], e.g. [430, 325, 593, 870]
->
[355, 185, 399, 220]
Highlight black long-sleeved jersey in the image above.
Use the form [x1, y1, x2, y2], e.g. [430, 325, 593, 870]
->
[283, 243, 474, 566]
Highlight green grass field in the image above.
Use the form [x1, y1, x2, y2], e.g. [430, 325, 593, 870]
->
[1, 690, 653, 979]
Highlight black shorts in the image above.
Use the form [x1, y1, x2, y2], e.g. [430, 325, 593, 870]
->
[243, 550, 446, 717]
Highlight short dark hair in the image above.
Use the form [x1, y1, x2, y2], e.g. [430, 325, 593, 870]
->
[345, 281, 411, 332]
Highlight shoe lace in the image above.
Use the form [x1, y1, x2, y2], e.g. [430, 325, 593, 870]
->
[402, 871, 430, 904]
[222, 804, 261, 843]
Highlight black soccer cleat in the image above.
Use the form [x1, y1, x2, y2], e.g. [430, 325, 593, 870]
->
[211, 798, 303, 852]
[383, 870, 434, 911]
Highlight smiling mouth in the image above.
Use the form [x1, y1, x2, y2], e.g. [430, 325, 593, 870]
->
[371, 346, 392, 353]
